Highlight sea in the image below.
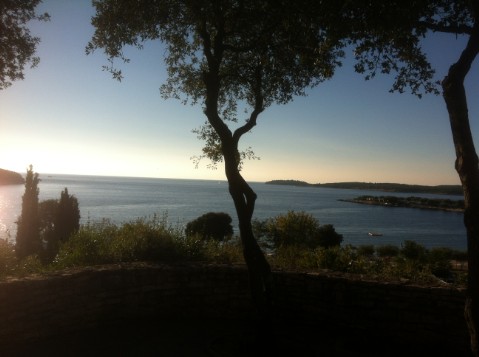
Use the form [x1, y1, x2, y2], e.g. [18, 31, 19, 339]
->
[0, 174, 467, 251]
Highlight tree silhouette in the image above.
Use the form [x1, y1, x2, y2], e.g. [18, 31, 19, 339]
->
[186, 212, 233, 241]
[16, 165, 41, 259]
[87, 0, 344, 316]
[0, 0, 50, 90]
[55, 188, 80, 243]
[338, 2, 479, 354]
[40, 188, 80, 262]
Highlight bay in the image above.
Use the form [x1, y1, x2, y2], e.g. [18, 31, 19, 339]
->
[0, 174, 467, 250]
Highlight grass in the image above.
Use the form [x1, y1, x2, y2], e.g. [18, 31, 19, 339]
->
[0, 214, 468, 286]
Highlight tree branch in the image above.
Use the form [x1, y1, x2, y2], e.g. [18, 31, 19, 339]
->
[233, 65, 264, 142]
[419, 21, 473, 35]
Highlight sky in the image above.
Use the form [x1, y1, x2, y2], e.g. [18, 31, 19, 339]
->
[1, 1, 478, 186]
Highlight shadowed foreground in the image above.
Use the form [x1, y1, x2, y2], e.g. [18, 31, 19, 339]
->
[0, 263, 470, 356]
[1, 317, 451, 357]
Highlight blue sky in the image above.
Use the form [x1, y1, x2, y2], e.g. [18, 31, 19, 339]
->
[1, 0, 477, 185]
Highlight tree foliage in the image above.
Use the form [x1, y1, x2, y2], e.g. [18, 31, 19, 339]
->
[0, 0, 50, 89]
[87, 0, 344, 168]
[254, 211, 342, 249]
[185, 212, 233, 241]
[55, 188, 80, 243]
[16, 165, 41, 259]
[39, 188, 80, 262]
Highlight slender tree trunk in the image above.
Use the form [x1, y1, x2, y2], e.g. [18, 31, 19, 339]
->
[222, 142, 273, 318]
[442, 21, 479, 356]
[200, 34, 273, 317]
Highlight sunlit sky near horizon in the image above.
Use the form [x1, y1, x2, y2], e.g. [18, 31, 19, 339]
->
[1, 0, 478, 186]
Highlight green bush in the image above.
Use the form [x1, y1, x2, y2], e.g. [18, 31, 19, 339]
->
[376, 245, 400, 258]
[202, 238, 244, 264]
[401, 240, 428, 262]
[313, 246, 371, 274]
[269, 245, 318, 271]
[316, 224, 343, 248]
[254, 211, 342, 249]
[0, 239, 17, 278]
[185, 212, 234, 241]
[54, 216, 188, 268]
[357, 245, 375, 257]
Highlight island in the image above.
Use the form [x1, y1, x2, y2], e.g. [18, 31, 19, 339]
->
[265, 180, 463, 196]
[340, 195, 465, 212]
[0, 168, 25, 185]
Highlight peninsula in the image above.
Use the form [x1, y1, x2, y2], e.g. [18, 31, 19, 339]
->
[341, 195, 465, 212]
[0, 168, 25, 185]
[265, 180, 463, 196]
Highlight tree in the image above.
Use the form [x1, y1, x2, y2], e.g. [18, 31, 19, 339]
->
[0, 0, 50, 89]
[254, 211, 342, 249]
[16, 165, 41, 259]
[317, 224, 343, 249]
[185, 212, 233, 241]
[336, 1, 479, 354]
[55, 188, 80, 243]
[39, 189, 80, 262]
[87, 0, 344, 316]
[38, 198, 59, 260]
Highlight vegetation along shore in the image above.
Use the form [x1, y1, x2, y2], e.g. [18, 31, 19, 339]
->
[341, 195, 465, 212]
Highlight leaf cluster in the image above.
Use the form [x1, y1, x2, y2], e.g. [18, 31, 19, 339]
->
[0, 0, 50, 89]
[340, 0, 474, 97]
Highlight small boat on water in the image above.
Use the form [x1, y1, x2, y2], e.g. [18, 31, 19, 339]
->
[368, 232, 383, 237]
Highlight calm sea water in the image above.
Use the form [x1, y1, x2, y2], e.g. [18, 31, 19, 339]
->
[0, 174, 467, 250]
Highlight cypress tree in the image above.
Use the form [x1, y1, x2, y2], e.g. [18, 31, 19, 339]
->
[16, 165, 41, 259]
[55, 188, 80, 243]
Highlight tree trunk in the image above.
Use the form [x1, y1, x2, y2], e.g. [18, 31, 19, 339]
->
[223, 142, 273, 318]
[442, 21, 479, 356]
[201, 44, 272, 318]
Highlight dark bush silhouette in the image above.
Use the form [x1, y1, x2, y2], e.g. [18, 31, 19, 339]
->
[317, 224, 343, 249]
[16, 165, 41, 259]
[253, 211, 342, 249]
[376, 245, 400, 258]
[401, 240, 428, 262]
[185, 212, 234, 241]
[39, 188, 80, 262]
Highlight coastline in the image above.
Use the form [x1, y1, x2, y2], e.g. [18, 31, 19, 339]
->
[266, 180, 463, 196]
[340, 198, 465, 213]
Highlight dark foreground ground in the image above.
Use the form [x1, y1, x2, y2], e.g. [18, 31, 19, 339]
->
[1, 317, 464, 357]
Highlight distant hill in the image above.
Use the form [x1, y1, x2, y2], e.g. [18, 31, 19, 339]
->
[265, 180, 463, 196]
[0, 168, 25, 185]
[265, 180, 311, 187]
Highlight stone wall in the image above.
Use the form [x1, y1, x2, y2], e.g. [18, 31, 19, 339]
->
[0, 263, 470, 353]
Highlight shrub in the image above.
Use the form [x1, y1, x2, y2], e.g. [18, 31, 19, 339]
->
[376, 245, 400, 258]
[0, 239, 17, 278]
[185, 212, 234, 241]
[401, 240, 428, 262]
[202, 238, 244, 264]
[428, 247, 454, 280]
[254, 211, 342, 249]
[54, 215, 187, 268]
[314, 245, 366, 273]
[54, 220, 114, 267]
[269, 245, 318, 271]
[357, 245, 375, 257]
[317, 224, 343, 248]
